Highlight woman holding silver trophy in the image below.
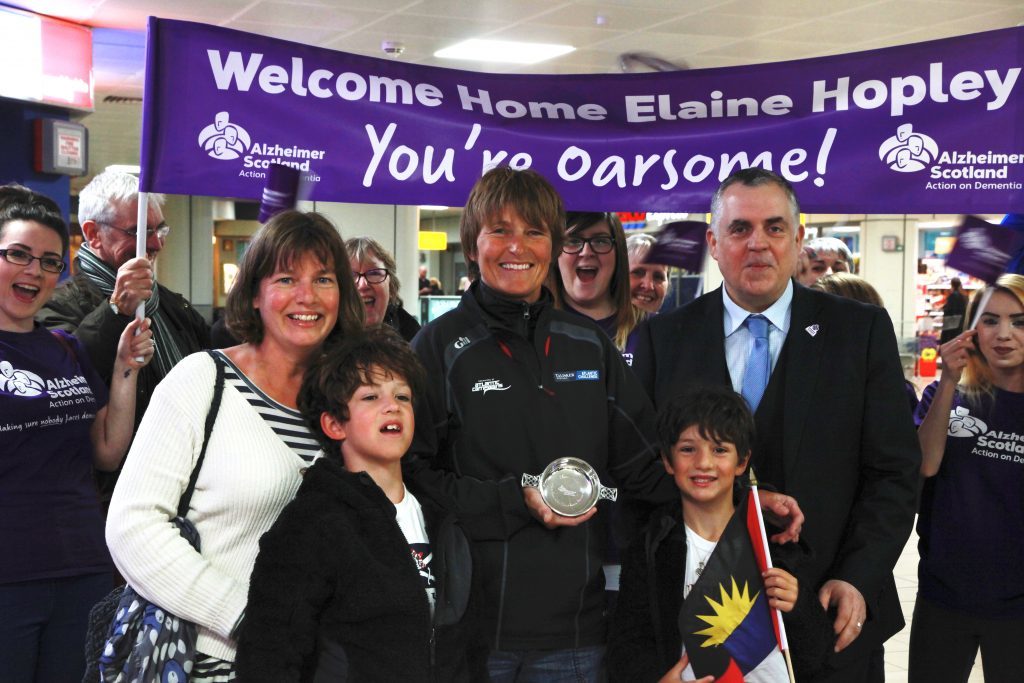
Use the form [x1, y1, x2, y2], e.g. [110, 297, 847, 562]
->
[405, 167, 676, 682]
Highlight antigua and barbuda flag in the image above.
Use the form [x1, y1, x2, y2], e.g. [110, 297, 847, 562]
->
[678, 491, 791, 682]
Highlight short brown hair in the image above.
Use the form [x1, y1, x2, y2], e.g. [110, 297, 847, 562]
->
[225, 210, 364, 343]
[811, 272, 883, 307]
[298, 326, 426, 455]
[346, 235, 402, 306]
[460, 167, 565, 263]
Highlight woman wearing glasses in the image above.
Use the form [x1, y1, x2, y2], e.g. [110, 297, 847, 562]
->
[346, 236, 421, 342]
[0, 185, 153, 682]
[550, 212, 644, 364]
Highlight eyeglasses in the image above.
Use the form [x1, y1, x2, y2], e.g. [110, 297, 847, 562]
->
[101, 222, 171, 239]
[0, 248, 66, 273]
[562, 235, 615, 254]
[352, 268, 390, 284]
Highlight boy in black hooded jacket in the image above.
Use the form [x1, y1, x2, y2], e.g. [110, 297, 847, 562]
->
[237, 328, 482, 682]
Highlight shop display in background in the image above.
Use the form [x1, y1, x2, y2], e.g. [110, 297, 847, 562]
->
[915, 261, 981, 351]
[915, 222, 981, 353]
[916, 214, 1024, 353]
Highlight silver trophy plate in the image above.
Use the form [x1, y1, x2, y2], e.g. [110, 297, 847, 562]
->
[521, 457, 618, 517]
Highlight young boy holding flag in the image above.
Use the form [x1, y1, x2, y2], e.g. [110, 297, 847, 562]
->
[608, 386, 826, 682]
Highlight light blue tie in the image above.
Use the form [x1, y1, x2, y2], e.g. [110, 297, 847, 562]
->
[742, 314, 771, 413]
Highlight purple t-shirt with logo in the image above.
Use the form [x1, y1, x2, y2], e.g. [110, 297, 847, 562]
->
[914, 382, 1024, 617]
[0, 324, 111, 584]
[563, 305, 643, 368]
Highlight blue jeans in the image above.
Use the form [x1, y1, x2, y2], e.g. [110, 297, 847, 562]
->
[0, 572, 112, 683]
[488, 646, 604, 683]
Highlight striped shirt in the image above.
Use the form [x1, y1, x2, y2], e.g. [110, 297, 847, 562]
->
[193, 654, 237, 681]
[212, 350, 321, 463]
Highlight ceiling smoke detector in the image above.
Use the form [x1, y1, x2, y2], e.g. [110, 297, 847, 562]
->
[381, 40, 405, 57]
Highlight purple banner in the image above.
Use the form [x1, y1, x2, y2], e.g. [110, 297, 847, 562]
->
[140, 19, 1024, 212]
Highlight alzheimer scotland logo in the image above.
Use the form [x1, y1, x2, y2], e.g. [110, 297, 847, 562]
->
[879, 123, 939, 172]
[880, 123, 1022, 188]
[0, 361, 45, 397]
[950, 405, 1024, 462]
[947, 406, 987, 437]
[196, 111, 326, 179]
[198, 111, 251, 160]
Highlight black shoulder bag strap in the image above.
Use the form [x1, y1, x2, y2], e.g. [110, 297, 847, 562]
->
[175, 351, 226, 520]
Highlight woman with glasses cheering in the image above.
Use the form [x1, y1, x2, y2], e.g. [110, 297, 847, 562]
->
[346, 236, 421, 342]
[550, 212, 644, 363]
[0, 185, 154, 682]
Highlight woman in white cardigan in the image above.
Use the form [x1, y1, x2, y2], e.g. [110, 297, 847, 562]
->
[106, 211, 364, 679]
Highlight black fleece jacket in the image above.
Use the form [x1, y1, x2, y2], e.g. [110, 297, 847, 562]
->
[405, 281, 675, 651]
[236, 458, 482, 682]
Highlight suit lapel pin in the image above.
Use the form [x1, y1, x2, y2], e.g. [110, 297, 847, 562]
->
[805, 324, 820, 337]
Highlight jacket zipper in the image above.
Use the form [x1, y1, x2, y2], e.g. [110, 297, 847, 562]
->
[429, 625, 437, 667]
[522, 304, 544, 390]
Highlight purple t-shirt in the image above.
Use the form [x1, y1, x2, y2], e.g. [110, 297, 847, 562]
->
[563, 305, 642, 367]
[0, 324, 111, 584]
[914, 382, 1024, 617]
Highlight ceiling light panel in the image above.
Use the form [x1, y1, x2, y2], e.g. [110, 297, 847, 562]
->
[435, 38, 575, 64]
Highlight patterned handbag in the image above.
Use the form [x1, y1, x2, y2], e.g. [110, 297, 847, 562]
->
[83, 353, 225, 683]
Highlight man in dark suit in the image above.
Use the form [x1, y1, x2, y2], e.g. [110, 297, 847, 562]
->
[633, 168, 920, 682]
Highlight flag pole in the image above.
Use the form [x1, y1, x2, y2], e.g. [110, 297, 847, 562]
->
[130, 191, 149, 362]
[967, 287, 993, 331]
[134, 192, 148, 321]
[749, 468, 797, 683]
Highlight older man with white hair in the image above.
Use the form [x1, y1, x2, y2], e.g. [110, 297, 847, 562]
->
[38, 170, 209, 435]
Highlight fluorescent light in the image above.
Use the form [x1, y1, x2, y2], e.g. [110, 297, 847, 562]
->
[418, 205, 449, 211]
[435, 39, 574, 65]
[826, 226, 860, 233]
